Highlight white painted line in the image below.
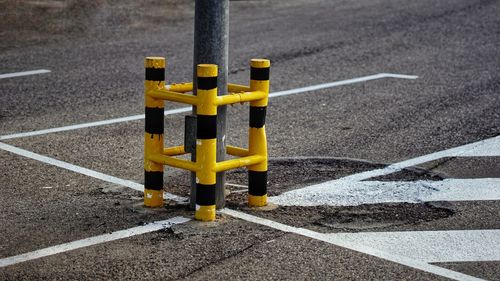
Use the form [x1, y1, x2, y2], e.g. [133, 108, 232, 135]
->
[0, 69, 51, 79]
[225, 182, 248, 188]
[220, 208, 484, 281]
[342, 135, 500, 182]
[0, 216, 190, 268]
[0, 107, 192, 141]
[270, 178, 500, 206]
[0, 142, 188, 202]
[0, 73, 417, 140]
[268, 73, 417, 98]
[330, 229, 500, 263]
[269, 135, 500, 206]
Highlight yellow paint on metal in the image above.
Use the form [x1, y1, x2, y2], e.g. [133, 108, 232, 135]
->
[251, 58, 270, 68]
[215, 155, 265, 173]
[248, 127, 268, 172]
[195, 205, 216, 221]
[197, 87, 218, 116]
[144, 133, 164, 172]
[196, 139, 217, 184]
[163, 146, 186, 156]
[145, 57, 166, 69]
[196, 64, 218, 117]
[216, 90, 266, 106]
[148, 88, 198, 105]
[250, 59, 270, 107]
[144, 57, 165, 208]
[248, 194, 267, 207]
[226, 145, 249, 157]
[197, 64, 218, 77]
[227, 83, 250, 92]
[167, 82, 193, 93]
[144, 189, 163, 207]
[149, 154, 198, 172]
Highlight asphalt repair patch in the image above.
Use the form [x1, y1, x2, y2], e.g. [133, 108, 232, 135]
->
[222, 157, 499, 234]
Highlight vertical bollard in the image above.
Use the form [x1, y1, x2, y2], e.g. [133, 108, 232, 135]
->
[248, 59, 270, 207]
[144, 57, 166, 207]
[195, 64, 218, 221]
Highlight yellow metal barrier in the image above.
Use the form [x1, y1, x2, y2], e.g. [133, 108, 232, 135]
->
[144, 57, 270, 221]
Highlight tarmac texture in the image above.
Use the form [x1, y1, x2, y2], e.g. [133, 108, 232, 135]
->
[1, 0, 499, 280]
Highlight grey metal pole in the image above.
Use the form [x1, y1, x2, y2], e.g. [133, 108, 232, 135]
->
[190, 0, 229, 210]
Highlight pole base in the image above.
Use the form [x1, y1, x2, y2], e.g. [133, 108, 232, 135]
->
[144, 189, 164, 207]
[248, 194, 267, 207]
[195, 205, 216, 221]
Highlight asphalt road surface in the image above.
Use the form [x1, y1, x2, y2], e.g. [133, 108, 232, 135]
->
[1, 0, 499, 280]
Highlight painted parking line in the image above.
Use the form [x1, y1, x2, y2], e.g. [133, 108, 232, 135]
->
[0, 73, 417, 140]
[0, 133, 494, 280]
[0, 69, 51, 79]
[0, 216, 190, 268]
[0, 107, 191, 141]
[270, 178, 500, 206]
[220, 209, 484, 281]
[270, 135, 500, 206]
[0, 142, 188, 203]
[330, 229, 500, 263]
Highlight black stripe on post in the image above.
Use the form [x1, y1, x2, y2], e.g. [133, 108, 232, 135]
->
[145, 107, 164, 135]
[197, 115, 217, 139]
[145, 171, 163, 190]
[197, 77, 218, 90]
[248, 171, 267, 196]
[251, 67, 270, 81]
[145, 67, 165, 81]
[249, 106, 267, 128]
[196, 184, 216, 205]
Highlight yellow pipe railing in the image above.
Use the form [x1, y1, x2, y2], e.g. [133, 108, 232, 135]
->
[144, 57, 270, 221]
[147, 88, 199, 105]
[215, 155, 265, 173]
[148, 154, 198, 172]
[216, 91, 266, 106]
[166, 82, 193, 93]
[226, 145, 249, 157]
[163, 146, 186, 156]
[228, 83, 250, 92]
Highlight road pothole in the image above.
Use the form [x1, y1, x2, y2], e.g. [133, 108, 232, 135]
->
[313, 202, 455, 231]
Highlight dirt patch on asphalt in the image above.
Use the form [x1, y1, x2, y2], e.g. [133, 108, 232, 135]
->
[235, 202, 456, 233]
[161, 156, 450, 205]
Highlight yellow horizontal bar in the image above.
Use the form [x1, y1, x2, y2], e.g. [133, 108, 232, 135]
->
[215, 155, 265, 173]
[166, 82, 193, 93]
[163, 146, 186, 156]
[228, 83, 250, 92]
[148, 89, 198, 105]
[216, 91, 266, 106]
[149, 154, 198, 172]
[226, 145, 249, 157]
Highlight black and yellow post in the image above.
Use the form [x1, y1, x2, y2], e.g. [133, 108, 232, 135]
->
[195, 64, 218, 221]
[248, 59, 270, 207]
[144, 57, 166, 207]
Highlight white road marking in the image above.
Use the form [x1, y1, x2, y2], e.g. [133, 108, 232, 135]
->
[0, 69, 51, 79]
[270, 178, 500, 206]
[0, 142, 188, 202]
[343, 135, 500, 182]
[220, 209, 484, 281]
[0, 131, 493, 280]
[270, 135, 500, 206]
[330, 229, 500, 263]
[225, 182, 248, 188]
[267, 73, 417, 98]
[0, 107, 192, 141]
[0, 73, 417, 140]
[0, 216, 190, 268]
